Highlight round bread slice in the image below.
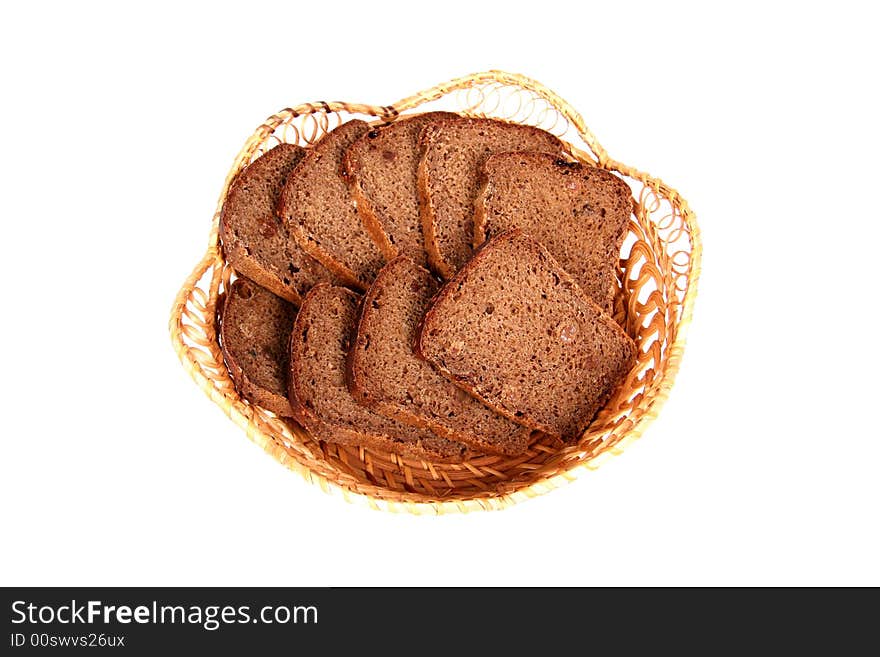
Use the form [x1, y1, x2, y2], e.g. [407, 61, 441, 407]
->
[417, 117, 567, 279]
[474, 152, 633, 314]
[220, 277, 297, 417]
[343, 112, 459, 266]
[417, 229, 637, 442]
[219, 143, 339, 305]
[347, 256, 534, 456]
[279, 120, 386, 291]
[289, 284, 469, 463]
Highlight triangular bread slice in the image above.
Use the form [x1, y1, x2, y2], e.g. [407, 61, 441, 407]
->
[289, 284, 469, 463]
[417, 229, 637, 442]
[220, 277, 296, 416]
[219, 144, 338, 305]
[347, 256, 533, 456]
[417, 117, 567, 279]
[343, 112, 459, 266]
[279, 120, 386, 291]
[474, 152, 633, 314]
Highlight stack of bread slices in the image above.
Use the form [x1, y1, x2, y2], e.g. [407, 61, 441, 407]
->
[218, 113, 637, 462]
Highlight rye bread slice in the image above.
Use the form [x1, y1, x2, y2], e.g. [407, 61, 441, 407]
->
[342, 112, 459, 266]
[220, 277, 296, 416]
[289, 284, 468, 463]
[474, 152, 633, 314]
[347, 256, 533, 456]
[417, 229, 637, 441]
[418, 117, 567, 278]
[279, 120, 386, 291]
[219, 143, 338, 305]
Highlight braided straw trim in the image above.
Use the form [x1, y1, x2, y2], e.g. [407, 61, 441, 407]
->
[169, 70, 701, 514]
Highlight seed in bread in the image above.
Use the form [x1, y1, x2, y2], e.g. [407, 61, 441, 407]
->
[219, 144, 338, 305]
[279, 120, 386, 291]
[289, 284, 469, 463]
[474, 152, 633, 313]
[347, 256, 533, 456]
[220, 277, 297, 416]
[343, 112, 459, 267]
[417, 229, 637, 441]
[418, 117, 566, 278]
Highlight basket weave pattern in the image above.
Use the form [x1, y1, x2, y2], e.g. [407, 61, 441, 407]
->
[169, 71, 700, 513]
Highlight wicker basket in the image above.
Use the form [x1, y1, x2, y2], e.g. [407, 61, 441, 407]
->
[169, 71, 700, 514]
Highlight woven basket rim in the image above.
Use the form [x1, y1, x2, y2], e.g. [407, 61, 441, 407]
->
[169, 70, 701, 514]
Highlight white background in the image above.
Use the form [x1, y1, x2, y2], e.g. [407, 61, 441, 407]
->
[1, 2, 877, 586]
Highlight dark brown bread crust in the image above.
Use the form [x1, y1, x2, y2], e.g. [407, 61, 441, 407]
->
[417, 117, 567, 279]
[347, 256, 533, 456]
[343, 112, 459, 266]
[416, 229, 637, 441]
[219, 144, 338, 305]
[279, 120, 386, 291]
[220, 277, 296, 417]
[474, 152, 633, 313]
[289, 284, 469, 463]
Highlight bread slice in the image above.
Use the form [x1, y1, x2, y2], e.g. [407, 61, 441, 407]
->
[219, 143, 338, 305]
[279, 120, 386, 291]
[289, 284, 468, 463]
[417, 229, 637, 441]
[474, 152, 633, 313]
[347, 256, 533, 456]
[418, 117, 567, 279]
[220, 277, 296, 416]
[343, 112, 458, 266]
